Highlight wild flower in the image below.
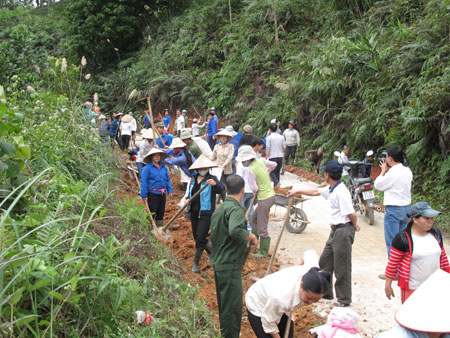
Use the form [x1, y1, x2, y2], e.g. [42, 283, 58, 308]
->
[144, 4, 150, 10]
[27, 85, 36, 94]
[128, 89, 137, 100]
[61, 58, 67, 73]
[81, 56, 87, 67]
[85, 73, 91, 80]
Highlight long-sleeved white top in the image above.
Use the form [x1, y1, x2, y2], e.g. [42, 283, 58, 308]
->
[283, 128, 300, 147]
[120, 120, 136, 136]
[136, 139, 154, 164]
[245, 250, 319, 334]
[374, 163, 413, 206]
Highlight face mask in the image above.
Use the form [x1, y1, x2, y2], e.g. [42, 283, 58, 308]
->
[242, 160, 251, 167]
[219, 139, 227, 144]
[198, 169, 209, 176]
[174, 148, 181, 154]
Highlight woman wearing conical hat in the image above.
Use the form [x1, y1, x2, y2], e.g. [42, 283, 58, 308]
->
[140, 148, 172, 227]
[163, 137, 196, 192]
[211, 129, 235, 200]
[185, 155, 225, 273]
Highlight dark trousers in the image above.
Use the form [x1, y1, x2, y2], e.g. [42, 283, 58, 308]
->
[247, 310, 293, 338]
[121, 135, 131, 149]
[284, 145, 297, 164]
[191, 213, 211, 251]
[147, 193, 166, 221]
[208, 135, 216, 150]
[110, 132, 123, 150]
[269, 157, 283, 186]
[319, 224, 355, 305]
[214, 268, 243, 338]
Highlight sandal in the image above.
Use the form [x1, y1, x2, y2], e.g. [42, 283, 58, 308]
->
[331, 301, 349, 308]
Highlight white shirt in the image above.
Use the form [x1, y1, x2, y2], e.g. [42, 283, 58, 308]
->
[236, 161, 252, 193]
[266, 132, 285, 159]
[176, 115, 184, 130]
[374, 163, 413, 206]
[319, 182, 354, 225]
[283, 128, 300, 147]
[409, 233, 441, 290]
[245, 250, 319, 334]
[120, 120, 135, 136]
[192, 122, 205, 137]
[338, 152, 349, 176]
[135, 139, 153, 163]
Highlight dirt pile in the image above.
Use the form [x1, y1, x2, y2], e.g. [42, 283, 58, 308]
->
[123, 163, 325, 336]
[285, 165, 324, 184]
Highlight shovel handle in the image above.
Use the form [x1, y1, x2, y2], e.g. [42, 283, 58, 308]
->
[245, 195, 256, 222]
[265, 196, 295, 276]
[162, 183, 209, 232]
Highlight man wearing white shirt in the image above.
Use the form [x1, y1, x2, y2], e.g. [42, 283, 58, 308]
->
[175, 109, 184, 137]
[288, 161, 360, 307]
[266, 123, 286, 187]
[337, 145, 350, 177]
[374, 146, 413, 259]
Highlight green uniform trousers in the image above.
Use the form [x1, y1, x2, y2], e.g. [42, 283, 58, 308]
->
[214, 268, 243, 338]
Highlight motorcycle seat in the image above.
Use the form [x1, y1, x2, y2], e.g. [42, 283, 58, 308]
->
[353, 177, 372, 185]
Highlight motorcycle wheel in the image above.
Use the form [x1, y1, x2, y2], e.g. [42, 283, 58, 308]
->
[358, 195, 375, 225]
[286, 207, 308, 234]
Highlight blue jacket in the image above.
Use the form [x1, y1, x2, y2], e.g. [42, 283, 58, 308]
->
[188, 174, 224, 215]
[163, 149, 196, 177]
[229, 138, 239, 159]
[140, 162, 173, 198]
[163, 115, 171, 129]
[207, 115, 218, 135]
[110, 118, 120, 134]
[156, 133, 174, 148]
[144, 115, 151, 128]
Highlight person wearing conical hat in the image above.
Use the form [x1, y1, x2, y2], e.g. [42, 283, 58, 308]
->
[98, 114, 111, 146]
[211, 129, 235, 195]
[236, 146, 277, 258]
[384, 202, 450, 304]
[163, 138, 196, 192]
[376, 269, 450, 338]
[136, 129, 155, 175]
[180, 129, 202, 158]
[185, 155, 225, 273]
[140, 148, 172, 227]
[120, 113, 136, 151]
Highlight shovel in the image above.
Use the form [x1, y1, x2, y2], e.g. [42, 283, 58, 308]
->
[265, 196, 295, 276]
[129, 162, 164, 241]
[243, 195, 257, 264]
[161, 183, 209, 240]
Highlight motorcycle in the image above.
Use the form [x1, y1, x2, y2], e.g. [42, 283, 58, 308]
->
[345, 159, 376, 225]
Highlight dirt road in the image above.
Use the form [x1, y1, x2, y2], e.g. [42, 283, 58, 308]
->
[269, 171, 449, 337]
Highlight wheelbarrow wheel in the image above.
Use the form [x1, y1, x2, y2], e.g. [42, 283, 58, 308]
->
[286, 207, 308, 234]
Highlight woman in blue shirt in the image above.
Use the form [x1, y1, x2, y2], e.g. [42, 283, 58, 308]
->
[140, 148, 173, 227]
[163, 138, 196, 192]
[185, 155, 224, 272]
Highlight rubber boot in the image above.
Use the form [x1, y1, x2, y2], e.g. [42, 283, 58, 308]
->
[191, 248, 203, 273]
[155, 220, 164, 227]
[253, 237, 270, 258]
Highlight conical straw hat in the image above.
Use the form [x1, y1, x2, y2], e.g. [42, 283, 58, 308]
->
[224, 125, 237, 137]
[98, 114, 106, 120]
[189, 154, 218, 170]
[121, 114, 134, 123]
[169, 138, 187, 149]
[214, 129, 234, 139]
[142, 129, 154, 139]
[395, 269, 450, 333]
[143, 147, 168, 164]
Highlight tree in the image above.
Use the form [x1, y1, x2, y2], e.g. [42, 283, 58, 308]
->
[64, 0, 187, 69]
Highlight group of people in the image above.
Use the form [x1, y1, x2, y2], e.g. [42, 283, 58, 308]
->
[89, 102, 449, 337]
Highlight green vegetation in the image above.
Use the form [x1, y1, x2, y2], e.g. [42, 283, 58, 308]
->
[0, 9, 219, 335]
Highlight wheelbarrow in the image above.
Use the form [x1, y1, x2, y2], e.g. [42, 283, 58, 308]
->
[274, 194, 309, 234]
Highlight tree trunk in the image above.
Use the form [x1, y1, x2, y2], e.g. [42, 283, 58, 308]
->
[228, 0, 232, 25]
[272, 0, 279, 48]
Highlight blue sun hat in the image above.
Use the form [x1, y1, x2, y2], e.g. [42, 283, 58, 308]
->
[408, 202, 441, 218]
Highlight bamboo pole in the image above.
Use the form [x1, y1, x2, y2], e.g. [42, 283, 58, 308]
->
[146, 96, 167, 148]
